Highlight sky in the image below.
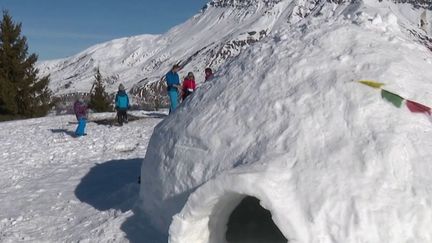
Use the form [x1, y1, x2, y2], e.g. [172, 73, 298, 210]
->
[1, 0, 209, 60]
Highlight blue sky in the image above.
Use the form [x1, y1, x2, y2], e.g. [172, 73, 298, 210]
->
[1, 0, 209, 60]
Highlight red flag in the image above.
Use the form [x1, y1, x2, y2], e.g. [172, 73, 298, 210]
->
[406, 100, 431, 115]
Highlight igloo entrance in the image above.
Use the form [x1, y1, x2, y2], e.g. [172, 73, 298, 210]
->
[169, 176, 300, 243]
[225, 196, 288, 243]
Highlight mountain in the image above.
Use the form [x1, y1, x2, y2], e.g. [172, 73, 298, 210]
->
[136, 0, 432, 242]
[38, 0, 291, 107]
[38, 0, 432, 109]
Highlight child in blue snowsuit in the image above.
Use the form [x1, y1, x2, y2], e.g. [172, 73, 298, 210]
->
[165, 65, 181, 114]
[115, 84, 130, 126]
[73, 98, 88, 137]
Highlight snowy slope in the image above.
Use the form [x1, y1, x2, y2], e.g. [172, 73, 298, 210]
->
[38, 35, 160, 95]
[37, 0, 290, 100]
[138, 1, 432, 243]
[0, 113, 165, 242]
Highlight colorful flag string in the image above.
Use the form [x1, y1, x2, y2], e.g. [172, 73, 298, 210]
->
[358, 80, 431, 116]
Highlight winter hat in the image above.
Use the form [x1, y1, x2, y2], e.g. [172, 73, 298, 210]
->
[205, 68, 213, 74]
[119, 84, 125, 91]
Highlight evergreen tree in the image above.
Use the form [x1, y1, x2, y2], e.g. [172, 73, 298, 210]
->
[89, 68, 111, 112]
[0, 11, 52, 120]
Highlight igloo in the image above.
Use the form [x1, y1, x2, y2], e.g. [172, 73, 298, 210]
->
[140, 2, 432, 243]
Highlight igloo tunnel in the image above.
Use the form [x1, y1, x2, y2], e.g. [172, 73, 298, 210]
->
[139, 1, 432, 242]
[167, 167, 303, 243]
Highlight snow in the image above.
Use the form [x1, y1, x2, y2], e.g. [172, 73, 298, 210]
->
[0, 112, 166, 242]
[138, 1, 432, 243]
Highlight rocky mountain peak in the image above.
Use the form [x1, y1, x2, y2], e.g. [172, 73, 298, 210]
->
[207, 0, 283, 8]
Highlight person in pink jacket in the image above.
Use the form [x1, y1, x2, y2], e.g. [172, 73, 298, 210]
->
[73, 98, 88, 137]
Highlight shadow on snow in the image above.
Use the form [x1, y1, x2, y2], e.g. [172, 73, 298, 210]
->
[142, 112, 168, 119]
[89, 114, 168, 127]
[74, 158, 167, 243]
[50, 128, 76, 137]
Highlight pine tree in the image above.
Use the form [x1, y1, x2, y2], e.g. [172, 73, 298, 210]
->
[0, 10, 52, 120]
[89, 68, 111, 112]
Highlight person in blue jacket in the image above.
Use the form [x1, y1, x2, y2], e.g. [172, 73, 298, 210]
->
[115, 84, 130, 126]
[165, 64, 181, 114]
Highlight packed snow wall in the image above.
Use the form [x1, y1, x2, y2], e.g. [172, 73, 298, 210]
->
[140, 1, 432, 242]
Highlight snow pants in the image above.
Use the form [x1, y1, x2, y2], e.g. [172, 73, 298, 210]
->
[168, 90, 179, 114]
[75, 118, 87, 136]
[117, 110, 128, 126]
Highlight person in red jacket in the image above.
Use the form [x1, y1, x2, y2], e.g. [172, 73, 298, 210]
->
[181, 72, 196, 101]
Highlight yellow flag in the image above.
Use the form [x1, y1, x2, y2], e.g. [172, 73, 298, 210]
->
[358, 80, 385, 89]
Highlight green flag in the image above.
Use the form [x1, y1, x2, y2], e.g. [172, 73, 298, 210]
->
[381, 90, 404, 108]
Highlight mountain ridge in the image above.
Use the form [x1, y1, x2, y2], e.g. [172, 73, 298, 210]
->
[38, 0, 432, 109]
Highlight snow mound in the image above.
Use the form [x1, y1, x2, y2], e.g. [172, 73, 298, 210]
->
[140, 1, 432, 242]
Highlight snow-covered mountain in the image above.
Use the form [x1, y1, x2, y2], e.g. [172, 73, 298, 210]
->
[38, 0, 290, 106]
[38, 0, 432, 108]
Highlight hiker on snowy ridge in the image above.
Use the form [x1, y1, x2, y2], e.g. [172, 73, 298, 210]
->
[181, 72, 196, 101]
[115, 84, 130, 126]
[165, 64, 181, 114]
[73, 97, 88, 137]
[204, 67, 214, 82]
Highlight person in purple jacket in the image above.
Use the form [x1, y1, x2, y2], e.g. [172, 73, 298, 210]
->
[73, 97, 88, 137]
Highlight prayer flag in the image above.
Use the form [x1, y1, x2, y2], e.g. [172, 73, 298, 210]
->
[359, 80, 385, 89]
[381, 90, 404, 108]
[406, 100, 431, 115]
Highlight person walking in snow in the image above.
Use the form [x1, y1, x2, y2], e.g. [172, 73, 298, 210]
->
[115, 84, 130, 126]
[165, 64, 181, 113]
[73, 97, 88, 137]
[181, 72, 196, 101]
[204, 67, 214, 82]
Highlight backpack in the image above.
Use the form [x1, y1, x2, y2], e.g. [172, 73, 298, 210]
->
[116, 93, 129, 109]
